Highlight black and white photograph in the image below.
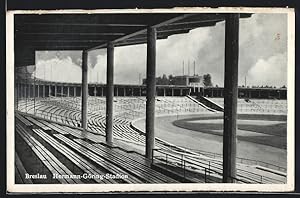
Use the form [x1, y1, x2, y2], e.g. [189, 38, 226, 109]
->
[6, 8, 295, 192]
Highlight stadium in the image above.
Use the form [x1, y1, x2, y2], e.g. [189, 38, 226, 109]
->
[11, 12, 289, 186]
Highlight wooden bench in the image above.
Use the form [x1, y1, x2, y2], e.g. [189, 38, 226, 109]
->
[25, 116, 52, 132]
[15, 113, 34, 128]
[15, 152, 33, 184]
[75, 139, 179, 183]
[39, 120, 69, 135]
[32, 128, 117, 184]
[53, 134, 144, 184]
[16, 124, 83, 184]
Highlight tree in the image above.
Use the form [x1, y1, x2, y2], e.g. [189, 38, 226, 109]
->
[168, 75, 174, 85]
[203, 74, 213, 87]
[161, 74, 169, 85]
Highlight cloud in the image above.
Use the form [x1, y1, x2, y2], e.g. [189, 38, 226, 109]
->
[247, 52, 287, 87]
[36, 57, 81, 83]
[88, 53, 107, 83]
[34, 13, 288, 87]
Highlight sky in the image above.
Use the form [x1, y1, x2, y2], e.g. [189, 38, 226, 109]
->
[34, 13, 288, 87]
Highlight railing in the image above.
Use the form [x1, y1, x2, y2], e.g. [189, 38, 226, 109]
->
[176, 146, 286, 173]
[152, 148, 248, 183]
[152, 148, 286, 184]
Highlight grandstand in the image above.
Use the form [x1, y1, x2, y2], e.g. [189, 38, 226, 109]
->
[15, 94, 287, 184]
[11, 12, 289, 188]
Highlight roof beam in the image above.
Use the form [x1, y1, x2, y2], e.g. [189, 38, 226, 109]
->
[115, 37, 168, 47]
[15, 34, 120, 41]
[18, 42, 105, 48]
[17, 32, 125, 36]
[16, 25, 144, 34]
[20, 39, 107, 43]
[19, 22, 147, 27]
[114, 36, 168, 47]
[87, 13, 197, 51]
[158, 21, 220, 31]
[15, 13, 181, 27]
[32, 46, 89, 50]
[172, 14, 225, 25]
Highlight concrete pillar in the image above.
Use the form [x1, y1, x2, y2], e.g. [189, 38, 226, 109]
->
[106, 42, 114, 145]
[74, 86, 77, 97]
[81, 50, 88, 130]
[36, 84, 39, 98]
[223, 14, 239, 183]
[101, 87, 104, 97]
[116, 86, 119, 97]
[61, 85, 63, 97]
[94, 86, 97, 96]
[24, 84, 27, 99]
[67, 86, 70, 97]
[163, 88, 166, 96]
[43, 85, 45, 98]
[180, 88, 183, 96]
[145, 26, 156, 159]
[54, 85, 57, 97]
[171, 88, 174, 96]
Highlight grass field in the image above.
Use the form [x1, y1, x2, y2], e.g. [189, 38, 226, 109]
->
[173, 114, 287, 149]
[133, 113, 287, 168]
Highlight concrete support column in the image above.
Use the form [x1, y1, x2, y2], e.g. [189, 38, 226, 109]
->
[116, 87, 119, 97]
[171, 88, 174, 96]
[74, 86, 77, 97]
[163, 88, 166, 96]
[106, 42, 114, 145]
[101, 87, 104, 97]
[81, 50, 88, 130]
[61, 85, 63, 97]
[33, 84, 35, 98]
[43, 85, 45, 98]
[24, 84, 27, 99]
[145, 26, 156, 159]
[223, 14, 239, 183]
[67, 86, 70, 97]
[36, 84, 38, 98]
[94, 86, 97, 96]
[180, 89, 183, 96]
[54, 85, 57, 97]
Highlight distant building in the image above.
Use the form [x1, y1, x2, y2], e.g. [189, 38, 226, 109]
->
[172, 75, 203, 87]
[143, 75, 203, 87]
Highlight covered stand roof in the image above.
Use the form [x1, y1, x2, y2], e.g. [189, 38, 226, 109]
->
[14, 13, 251, 67]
